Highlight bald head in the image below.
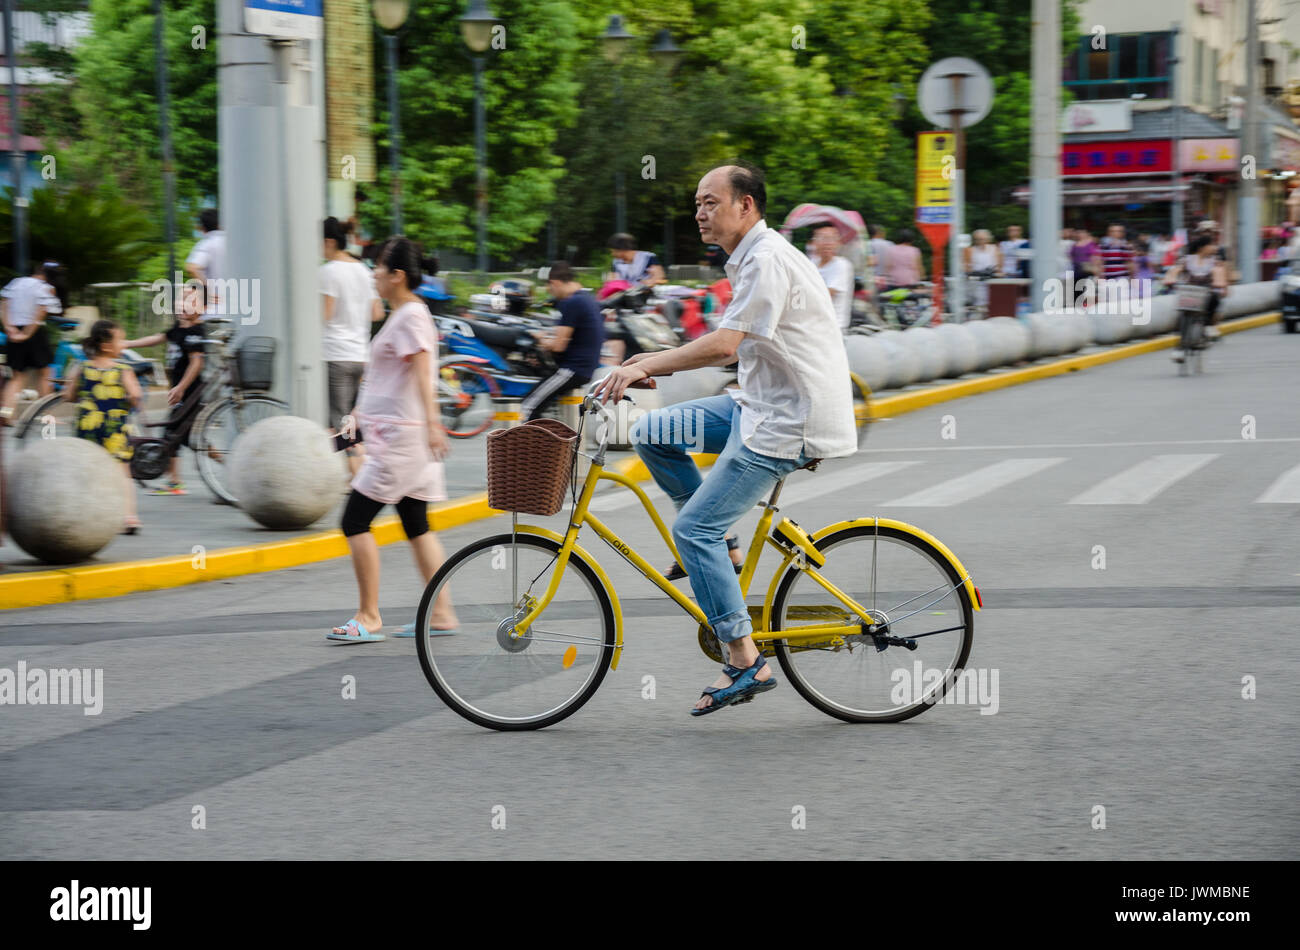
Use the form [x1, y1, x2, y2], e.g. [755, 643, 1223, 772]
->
[695, 163, 766, 255]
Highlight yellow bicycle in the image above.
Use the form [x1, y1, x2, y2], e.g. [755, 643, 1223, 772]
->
[416, 393, 981, 730]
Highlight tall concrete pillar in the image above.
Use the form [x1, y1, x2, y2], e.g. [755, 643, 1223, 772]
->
[217, 0, 325, 424]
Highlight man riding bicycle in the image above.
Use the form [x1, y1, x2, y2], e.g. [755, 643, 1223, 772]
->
[592, 162, 857, 715]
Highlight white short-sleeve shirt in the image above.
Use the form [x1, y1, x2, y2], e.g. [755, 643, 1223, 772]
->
[817, 254, 854, 329]
[319, 259, 377, 363]
[720, 220, 857, 460]
[1, 276, 62, 327]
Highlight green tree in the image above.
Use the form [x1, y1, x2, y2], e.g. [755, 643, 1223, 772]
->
[362, 0, 582, 266]
[0, 184, 160, 290]
[62, 0, 217, 213]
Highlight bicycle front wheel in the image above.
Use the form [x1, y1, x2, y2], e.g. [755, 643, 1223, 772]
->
[416, 532, 616, 731]
[194, 394, 289, 504]
[770, 524, 975, 723]
[438, 361, 499, 438]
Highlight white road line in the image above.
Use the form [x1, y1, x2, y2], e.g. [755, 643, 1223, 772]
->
[885, 458, 1066, 507]
[1068, 454, 1218, 505]
[1256, 462, 1300, 503]
[777, 461, 921, 506]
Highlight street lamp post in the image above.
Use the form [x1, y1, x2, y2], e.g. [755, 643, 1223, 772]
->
[602, 15, 634, 236]
[650, 29, 682, 267]
[3, 0, 27, 275]
[153, 0, 177, 313]
[461, 0, 499, 274]
[373, 0, 411, 235]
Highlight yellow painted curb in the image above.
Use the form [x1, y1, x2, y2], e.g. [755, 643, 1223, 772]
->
[0, 312, 1278, 609]
[869, 312, 1279, 418]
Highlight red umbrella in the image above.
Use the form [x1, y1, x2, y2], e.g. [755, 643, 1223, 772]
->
[778, 204, 866, 246]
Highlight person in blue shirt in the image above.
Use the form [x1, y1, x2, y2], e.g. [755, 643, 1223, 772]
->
[607, 233, 666, 287]
[522, 261, 605, 421]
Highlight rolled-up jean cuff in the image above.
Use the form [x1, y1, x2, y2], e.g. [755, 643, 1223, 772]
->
[711, 607, 752, 644]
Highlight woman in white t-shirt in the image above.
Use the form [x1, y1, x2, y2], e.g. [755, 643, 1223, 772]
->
[321, 216, 383, 477]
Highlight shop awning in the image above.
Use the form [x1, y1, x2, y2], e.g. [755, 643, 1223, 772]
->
[1012, 176, 1198, 206]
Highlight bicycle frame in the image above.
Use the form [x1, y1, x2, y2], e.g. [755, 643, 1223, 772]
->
[507, 401, 979, 665]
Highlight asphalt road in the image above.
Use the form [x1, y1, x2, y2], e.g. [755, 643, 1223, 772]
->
[2, 324, 1297, 859]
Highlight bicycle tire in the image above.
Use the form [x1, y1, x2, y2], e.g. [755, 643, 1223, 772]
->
[12, 391, 72, 444]
[416, 532, 617, 731]
[193, 394, 289, 504]
[769, 524, 975, 723]
[438, 360, 500, 438]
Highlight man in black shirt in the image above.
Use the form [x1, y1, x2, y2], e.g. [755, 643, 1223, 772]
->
[522, 261, 605, 422]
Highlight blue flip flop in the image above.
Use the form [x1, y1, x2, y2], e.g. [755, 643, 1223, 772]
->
[690, 655, 778, 717]
[393, 622, 458, 638]
[326, 619, 386, 643]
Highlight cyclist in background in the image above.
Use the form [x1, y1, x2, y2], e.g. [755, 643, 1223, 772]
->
[1163, 234, 1228, 364]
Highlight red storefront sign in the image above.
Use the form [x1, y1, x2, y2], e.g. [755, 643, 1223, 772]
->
[1062, 139, 1173, 175]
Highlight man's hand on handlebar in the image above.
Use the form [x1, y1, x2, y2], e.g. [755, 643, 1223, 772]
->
[590, 361, 653, 404]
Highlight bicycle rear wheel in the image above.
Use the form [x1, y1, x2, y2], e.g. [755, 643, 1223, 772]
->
[194, 394, 289, 504]
[416, 532, 616, 731]
[12, 391, 76, 444]
[769, 524, 975, 723]
[439, 361, 500, 438]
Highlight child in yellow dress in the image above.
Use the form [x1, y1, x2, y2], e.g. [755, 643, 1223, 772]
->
[65, 319, 143, 533]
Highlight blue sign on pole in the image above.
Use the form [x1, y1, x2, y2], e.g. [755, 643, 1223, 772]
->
[245, 0, 323, 40]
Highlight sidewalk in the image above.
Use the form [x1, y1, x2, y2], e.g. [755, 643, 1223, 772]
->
[0, 310, 1281, 607]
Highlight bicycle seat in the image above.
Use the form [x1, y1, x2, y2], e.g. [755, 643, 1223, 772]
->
[798, 458, 822, 472]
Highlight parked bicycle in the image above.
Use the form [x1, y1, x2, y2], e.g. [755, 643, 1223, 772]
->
[415, 387, 980, 731]
[878, 281, 936, 328]
[13, 317, 287, 504]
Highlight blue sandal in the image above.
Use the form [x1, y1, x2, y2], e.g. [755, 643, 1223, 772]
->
[690, 655, 778, 716]
[394, 622, 458, 638]
[326, 619, 386, 643]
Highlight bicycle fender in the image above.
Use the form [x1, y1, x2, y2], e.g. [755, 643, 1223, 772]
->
[514, 524, 626, 670]
[811, 518, 981, 611]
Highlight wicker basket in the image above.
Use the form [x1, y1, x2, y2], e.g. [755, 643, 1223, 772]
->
[486, 418, 579, 516]
[1175, 284, 1211, 312]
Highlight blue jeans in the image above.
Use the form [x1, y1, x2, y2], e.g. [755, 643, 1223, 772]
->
[631, 394, 810, 644]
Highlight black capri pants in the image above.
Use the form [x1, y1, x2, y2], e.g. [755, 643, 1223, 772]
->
[341, 490, 429, 539]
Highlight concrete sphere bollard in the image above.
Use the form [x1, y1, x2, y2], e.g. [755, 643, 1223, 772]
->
[229, 416, 346, 530]
[964, 320, 1004, 371]
[1090, 309, 1133, 345]
[933, 323, 979, 377]
[844, 335, 891, 393]
[1026, 313, 1056, 359]
[987, 317, 1030, 363]
[1062, 313, 1093, 351]
[5, 436, 127, 564]
[878, 330, 923, 390]
[898, 326, 946, 382]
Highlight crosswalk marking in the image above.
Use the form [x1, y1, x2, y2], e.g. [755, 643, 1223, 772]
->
[1256, 463, 1300, 503]
[884, 458, 1066, 507]
[1068, 454, 1218, 505]
[777, 461, 921, 507]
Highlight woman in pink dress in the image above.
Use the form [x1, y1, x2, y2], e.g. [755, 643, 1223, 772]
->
[328, 236, 458, 642]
